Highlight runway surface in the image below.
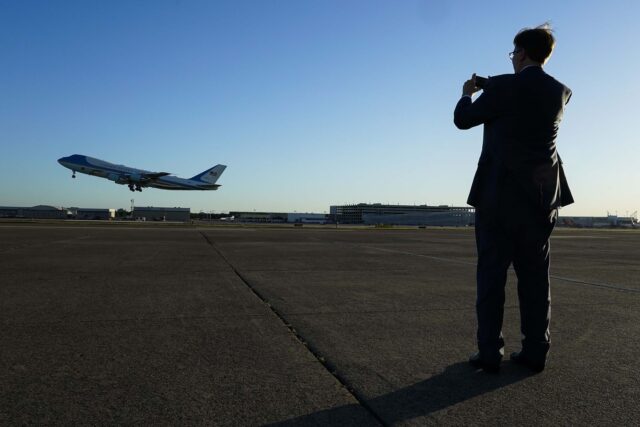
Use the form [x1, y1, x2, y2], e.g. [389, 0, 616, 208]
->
[1, 223, 638, 425]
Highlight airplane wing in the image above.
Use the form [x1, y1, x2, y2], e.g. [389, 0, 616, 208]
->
[142, 172, 171, 179]
[120, 172, 171, 185]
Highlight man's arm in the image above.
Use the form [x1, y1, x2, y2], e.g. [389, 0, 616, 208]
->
[453, 78, 501, 130]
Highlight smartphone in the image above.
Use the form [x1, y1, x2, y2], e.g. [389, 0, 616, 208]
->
[475, 76, 488, 89]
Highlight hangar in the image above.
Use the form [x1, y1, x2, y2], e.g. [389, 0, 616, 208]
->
[74, 208, 116, 220]
[132, 207, 190, 222]
[0, 205, 67, 219]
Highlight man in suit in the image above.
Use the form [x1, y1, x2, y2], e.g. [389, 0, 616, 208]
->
[453, 24, 573, 373]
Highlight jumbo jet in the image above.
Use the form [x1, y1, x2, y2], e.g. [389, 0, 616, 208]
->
[58, 154, 226, 192]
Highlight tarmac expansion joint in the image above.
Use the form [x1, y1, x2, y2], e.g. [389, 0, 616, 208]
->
[198, 231, 389, 426]
[363, 244, 640, 294]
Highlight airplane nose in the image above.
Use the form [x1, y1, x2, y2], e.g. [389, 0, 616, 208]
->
[58, 156, 68, 164]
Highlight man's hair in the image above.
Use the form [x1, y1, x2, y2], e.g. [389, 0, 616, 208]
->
[513, 23, 556, 64]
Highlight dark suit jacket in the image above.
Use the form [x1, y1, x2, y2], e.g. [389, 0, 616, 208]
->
[454, 66, 573, 213]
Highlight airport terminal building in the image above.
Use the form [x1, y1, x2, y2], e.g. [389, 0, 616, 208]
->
[0, 205, 189, 222]
[0, 206, 116, 220]
[132, 207, 190, 222]
[0, 205, 67, 219]
[228, 212, 329, 224]
[330, 203, 475, 226]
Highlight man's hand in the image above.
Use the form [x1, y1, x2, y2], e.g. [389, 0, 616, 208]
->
[462, 73, 480, 97]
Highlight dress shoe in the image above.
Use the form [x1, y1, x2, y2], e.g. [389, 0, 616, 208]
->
[510, 351, 546, 373]
[469, 352, 501, 373]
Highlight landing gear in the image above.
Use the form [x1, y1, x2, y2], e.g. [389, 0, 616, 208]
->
[128, 184, 143, 192]
[72, 171, 76, 178]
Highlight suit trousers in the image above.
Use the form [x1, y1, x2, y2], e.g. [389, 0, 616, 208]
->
[474, 198, 556, 362]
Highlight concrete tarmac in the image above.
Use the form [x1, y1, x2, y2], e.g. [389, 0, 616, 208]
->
[1, 223, 638, 425]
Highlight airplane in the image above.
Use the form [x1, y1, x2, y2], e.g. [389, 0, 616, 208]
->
[58, 154, 226, 192]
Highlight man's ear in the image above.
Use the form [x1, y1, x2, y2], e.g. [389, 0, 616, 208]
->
[520, 49, 528, 61]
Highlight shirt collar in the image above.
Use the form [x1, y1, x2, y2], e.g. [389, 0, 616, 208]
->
[518, 64, 543, 73]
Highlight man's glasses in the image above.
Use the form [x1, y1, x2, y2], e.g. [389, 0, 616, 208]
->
[509, 49, 522, 60]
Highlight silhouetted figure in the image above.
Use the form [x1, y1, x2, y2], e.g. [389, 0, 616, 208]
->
[454, 24, 573, 373]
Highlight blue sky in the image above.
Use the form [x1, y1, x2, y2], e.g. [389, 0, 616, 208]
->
[1, 0, 638, 216]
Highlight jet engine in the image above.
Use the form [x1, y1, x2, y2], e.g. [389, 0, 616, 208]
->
[127, 173, 143, 183]
[106, 173, 121, 182]
[106, 173, 131, 185]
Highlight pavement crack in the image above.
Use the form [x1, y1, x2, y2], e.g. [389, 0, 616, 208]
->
[199, 231, 388, 427]
[550, 275, 640, 294]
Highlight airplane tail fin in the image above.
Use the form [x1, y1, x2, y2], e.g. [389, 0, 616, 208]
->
[190, 164, 226, 184]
